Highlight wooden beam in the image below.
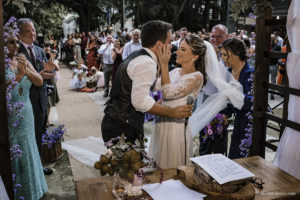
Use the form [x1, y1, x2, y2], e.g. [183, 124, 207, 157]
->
[0, 1, 14, 198]
[265, 19, 287, 26]
[266, 113, 300, 132]
[251, 0, 272, 158]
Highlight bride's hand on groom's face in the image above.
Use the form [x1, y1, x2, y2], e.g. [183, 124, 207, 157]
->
[157, 43, 171, 68]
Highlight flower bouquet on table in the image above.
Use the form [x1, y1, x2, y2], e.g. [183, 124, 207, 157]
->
[42, 124, 67, 162]
[94, 134, 161, 197]
[202, 113, 225, 143]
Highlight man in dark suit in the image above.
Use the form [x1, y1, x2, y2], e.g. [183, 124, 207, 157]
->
[17, 18, 56, 175]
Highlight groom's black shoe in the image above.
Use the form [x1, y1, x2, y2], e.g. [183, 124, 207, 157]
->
[43, 167, 53, 175]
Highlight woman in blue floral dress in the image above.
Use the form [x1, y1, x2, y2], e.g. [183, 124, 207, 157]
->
[219, 38, 254, 159]
[5, 25, 48, 199]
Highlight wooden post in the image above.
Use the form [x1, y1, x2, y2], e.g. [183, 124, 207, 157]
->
[251, 0, 272, 157]
[0, 1, 14, 198]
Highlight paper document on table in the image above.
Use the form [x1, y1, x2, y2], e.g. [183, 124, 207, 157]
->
[142, 179, 206, 200]
[190, 154, 254, 185]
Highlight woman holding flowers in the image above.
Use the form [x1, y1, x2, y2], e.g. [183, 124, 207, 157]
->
[5, 17, 48, 199]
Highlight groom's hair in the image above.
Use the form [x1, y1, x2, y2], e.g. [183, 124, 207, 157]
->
[141, 20, 172, 48]
[17, 18, 34, 34]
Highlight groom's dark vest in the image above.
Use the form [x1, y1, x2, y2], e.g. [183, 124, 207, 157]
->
[104, 48, 152, 133]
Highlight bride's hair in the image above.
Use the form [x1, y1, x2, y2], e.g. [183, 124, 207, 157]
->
[181, 35, 207, 85]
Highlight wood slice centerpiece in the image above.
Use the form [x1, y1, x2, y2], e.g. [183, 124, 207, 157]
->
[177, 165, 255, 200]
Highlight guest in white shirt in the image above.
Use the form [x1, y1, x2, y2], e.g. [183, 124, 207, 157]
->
[73, 32, 82, 62]
[171, 27, 188, 48]
[98, 34, 114, 97]
[101, 20, 194, 143]
[122, 29, 142, 60]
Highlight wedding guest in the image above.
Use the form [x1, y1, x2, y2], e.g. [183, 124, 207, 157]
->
[86, 34, 98, 75]
[111, 38, 124, 83]
[122, 29, 142, 60]
[73, 32, 82, 62]
[6, 18, 48, 199]
[220, 38, 254, 159]
[18, 18, 56, 175]
[98, 34, 114, 97]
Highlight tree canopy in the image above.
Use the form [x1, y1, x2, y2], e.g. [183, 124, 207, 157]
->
[3, 0, 229, 34]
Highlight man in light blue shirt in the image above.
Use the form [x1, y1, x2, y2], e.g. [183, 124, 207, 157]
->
[122, 29, 142, 60]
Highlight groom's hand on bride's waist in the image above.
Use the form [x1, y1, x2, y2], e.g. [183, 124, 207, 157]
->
[171, 104, 193, 119]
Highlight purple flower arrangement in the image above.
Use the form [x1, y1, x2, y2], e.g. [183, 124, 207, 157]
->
[202, 113, 225, 143]
[42, 124, 67, 148]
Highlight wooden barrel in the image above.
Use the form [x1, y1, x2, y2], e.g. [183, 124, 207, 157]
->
[41, 142, 63, 163]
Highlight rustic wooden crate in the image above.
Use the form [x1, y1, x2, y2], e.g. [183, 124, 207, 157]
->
[41, 142, 63, 163]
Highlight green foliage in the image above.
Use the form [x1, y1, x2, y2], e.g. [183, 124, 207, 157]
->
[4, 0, 67, 38]
[230, 0, 256, 22]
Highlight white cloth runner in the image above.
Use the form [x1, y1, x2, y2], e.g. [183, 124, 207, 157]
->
[142, 179, 206, 200]
[0, 176, 9, 200]
[62, 136, 107, 167]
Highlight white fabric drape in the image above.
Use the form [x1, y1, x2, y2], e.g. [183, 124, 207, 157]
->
[274, 0, 300, 180]
[188, 41, 245, 138]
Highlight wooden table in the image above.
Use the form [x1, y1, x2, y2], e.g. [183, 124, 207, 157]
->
[76, 156, 300, 200]
[234, 156, 300, 200]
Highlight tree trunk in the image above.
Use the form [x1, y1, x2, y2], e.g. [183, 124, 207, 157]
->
[78, 4, 90, 32]
[203, 0, 210, 31]
[172, 0, 188, 28]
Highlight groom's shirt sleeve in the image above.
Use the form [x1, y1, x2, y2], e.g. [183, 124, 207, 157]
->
[127, 55, 157, 113]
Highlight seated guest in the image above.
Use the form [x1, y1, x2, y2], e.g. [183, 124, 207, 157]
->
[75, 73, 94, 93]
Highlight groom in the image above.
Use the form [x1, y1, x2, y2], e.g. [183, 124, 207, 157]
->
[101, 20, 193, 143]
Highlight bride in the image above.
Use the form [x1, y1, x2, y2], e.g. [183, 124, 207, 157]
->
[149, 35, 206, 169]
[149, 35, 245, 169]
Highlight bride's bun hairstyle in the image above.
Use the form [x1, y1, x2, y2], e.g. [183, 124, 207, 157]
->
[181, 35, 207, 85]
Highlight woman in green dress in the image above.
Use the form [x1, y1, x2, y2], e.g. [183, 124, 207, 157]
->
[5, 23, 48, 199]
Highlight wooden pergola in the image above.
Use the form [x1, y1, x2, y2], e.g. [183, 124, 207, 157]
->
[252, 0, 300, 157]
[0, 0, 300, 199]
[0, 0, 14, 199]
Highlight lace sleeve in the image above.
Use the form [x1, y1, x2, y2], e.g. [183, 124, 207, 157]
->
[161, 72, 203, 100]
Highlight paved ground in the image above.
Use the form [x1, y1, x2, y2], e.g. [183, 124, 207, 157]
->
[42, 63, 283, 199]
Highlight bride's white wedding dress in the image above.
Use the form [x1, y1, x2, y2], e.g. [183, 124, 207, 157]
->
[149, 68, 203, 169]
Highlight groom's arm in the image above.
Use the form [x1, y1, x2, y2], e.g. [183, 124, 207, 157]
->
[148, 103, 193, 119]
[128, 56, 193, 119]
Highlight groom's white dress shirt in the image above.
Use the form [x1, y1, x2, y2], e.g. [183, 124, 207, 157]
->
[127, 48, 157, 113]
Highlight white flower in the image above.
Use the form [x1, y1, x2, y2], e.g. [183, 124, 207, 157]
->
[106, 149, 113, 157]
[125, 184, 143, 196]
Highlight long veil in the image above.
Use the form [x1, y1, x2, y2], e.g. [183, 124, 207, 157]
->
[187, 41, 245, 138]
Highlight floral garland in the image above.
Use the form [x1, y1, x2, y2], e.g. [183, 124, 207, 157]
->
[4, 17, 24, 129]
[5, 17, 25, 199]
